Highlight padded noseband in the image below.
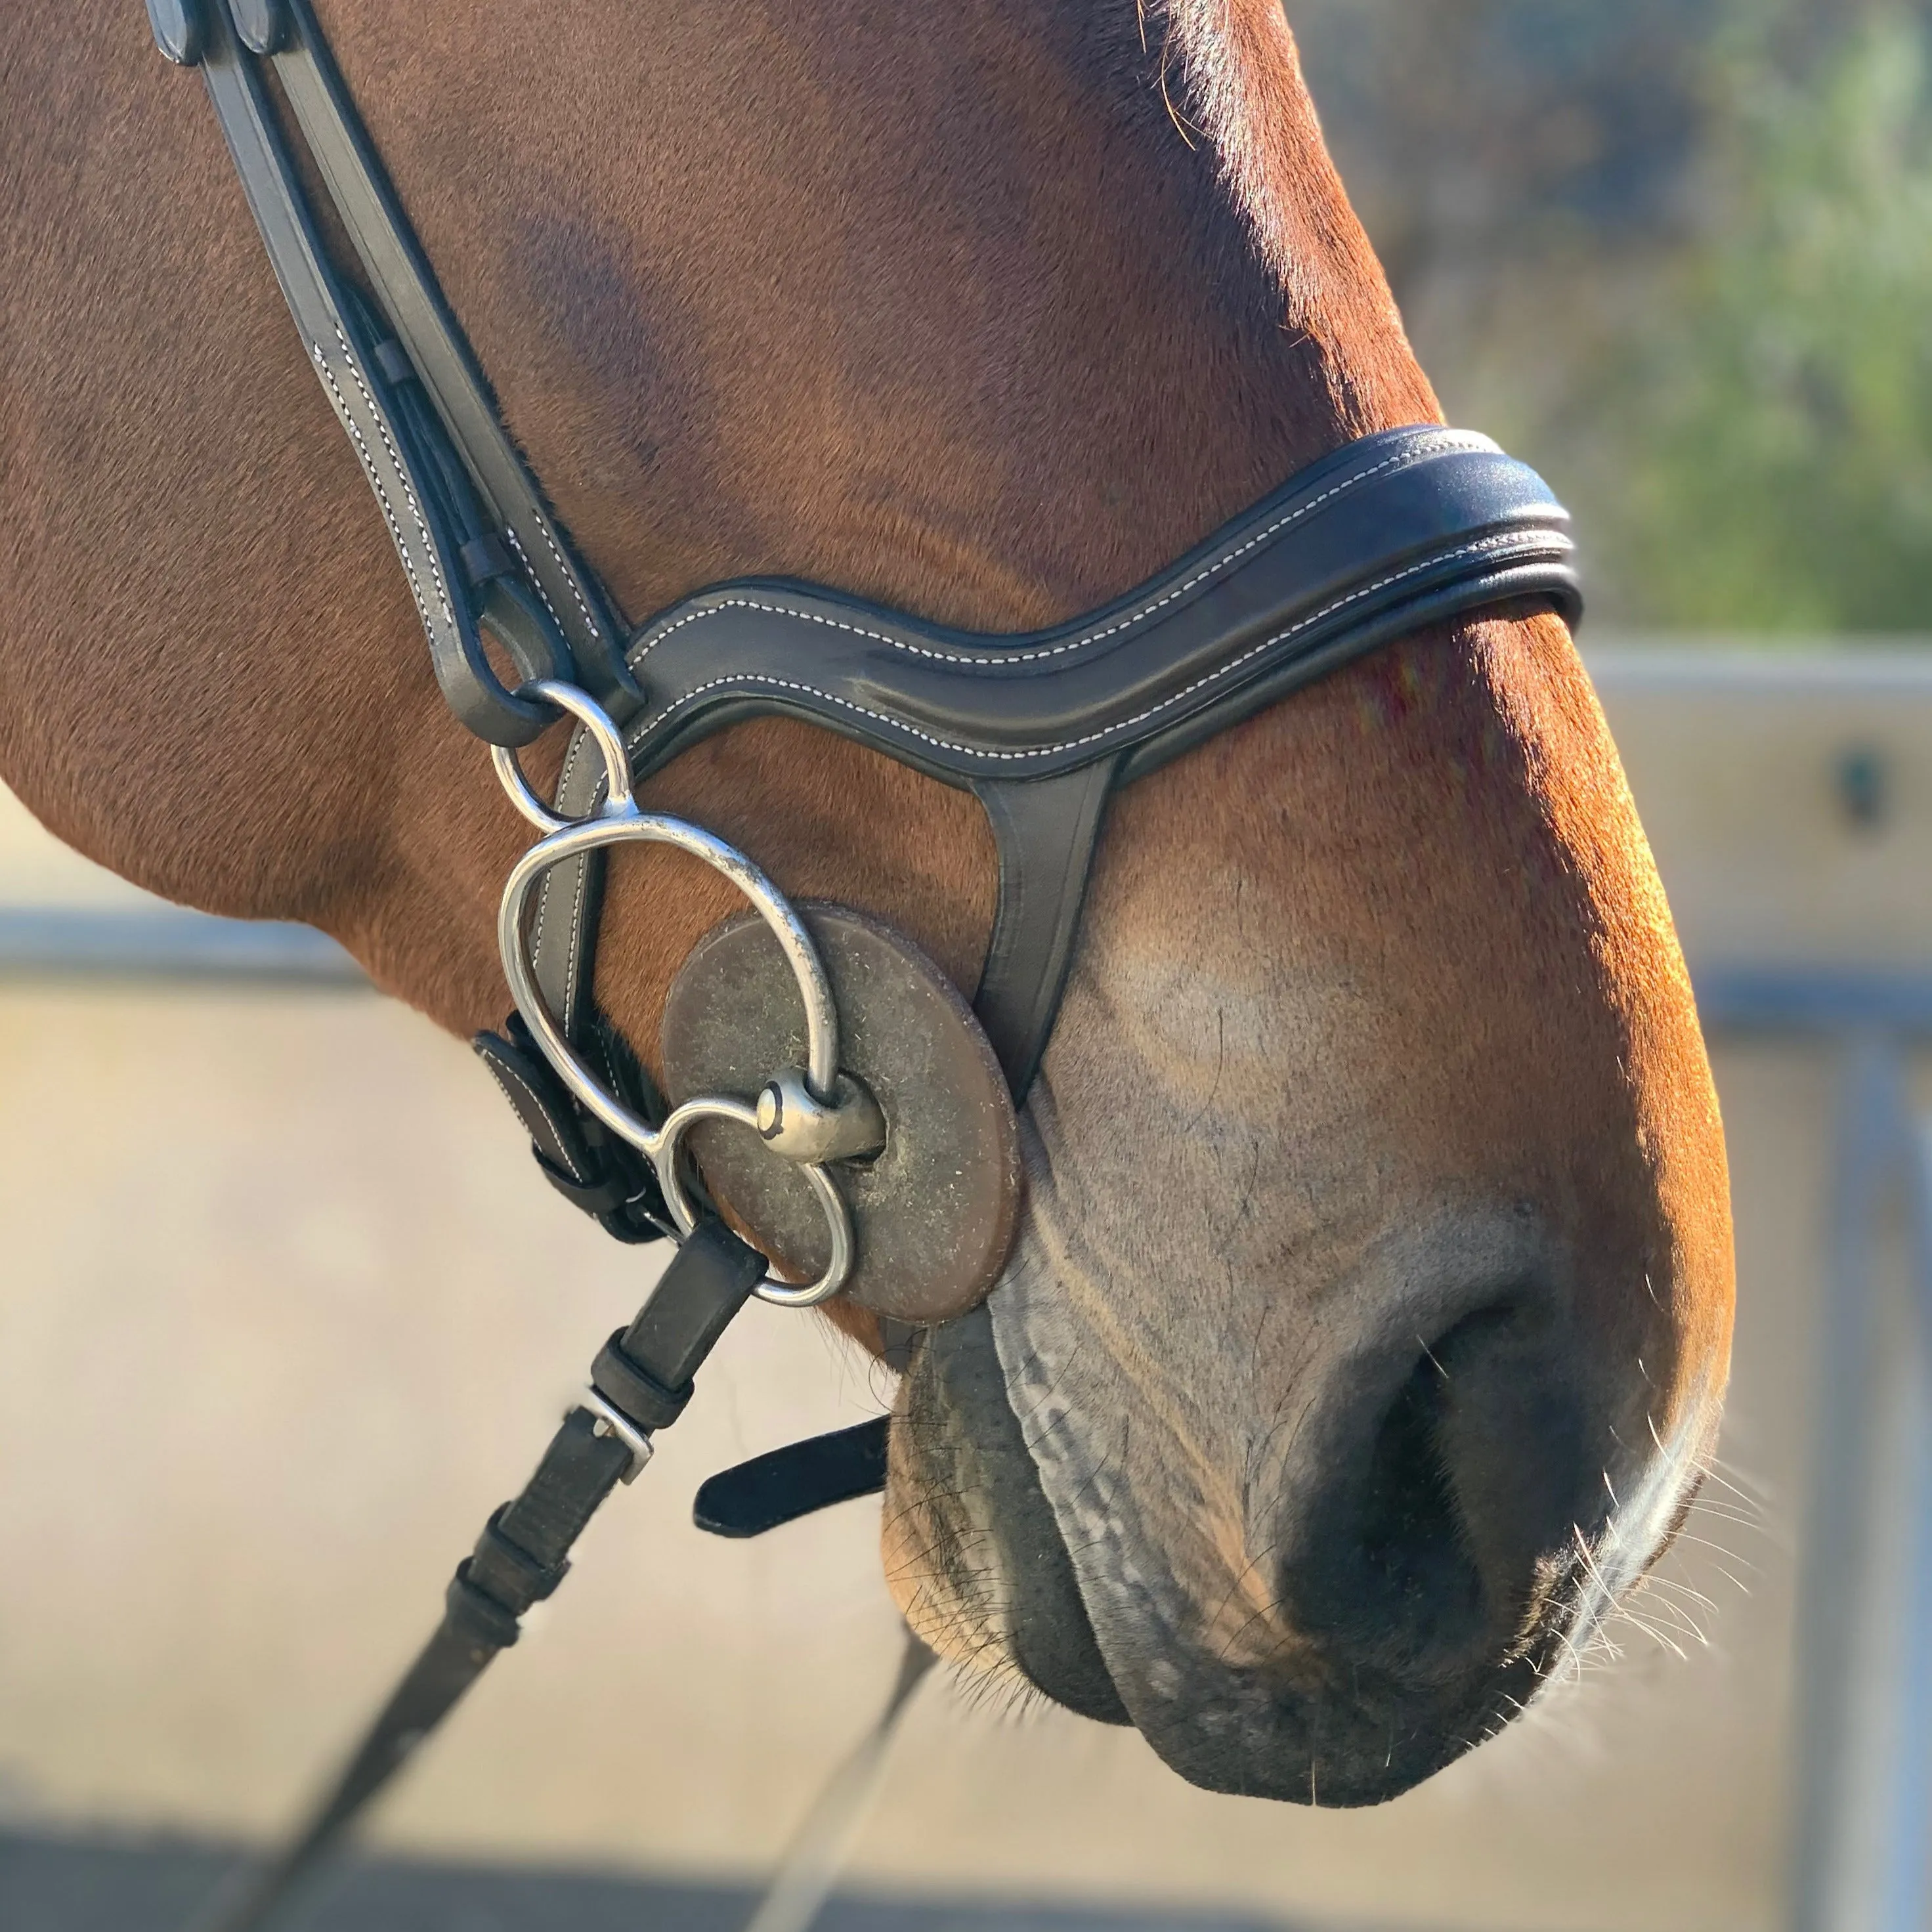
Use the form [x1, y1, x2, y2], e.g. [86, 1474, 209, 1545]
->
[531, 427, 1579, 1097]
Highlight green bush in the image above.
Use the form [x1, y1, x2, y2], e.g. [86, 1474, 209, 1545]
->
[1603, 6, 1932, 630]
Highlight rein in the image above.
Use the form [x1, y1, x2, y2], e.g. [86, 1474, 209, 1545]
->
[142, 2, 1580, 1924]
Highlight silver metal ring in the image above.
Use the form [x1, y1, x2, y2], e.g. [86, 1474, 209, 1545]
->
[490, 678, 636, 833]
[655, 1096, 855, 1308]
[492, 681, 854, 1305]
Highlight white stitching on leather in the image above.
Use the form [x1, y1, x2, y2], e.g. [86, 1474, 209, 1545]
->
[561, 821, 591, 1021]
[481, 1054, 540, 1130]
[313, 353, 438, 639]
[530, 728, 596, 1021]
[502, 526, 565, 630]
[528, 743, 573, 1002]
[623, 530, 1555, 765]
[559, 727, 595, 1020]
[542, 519, 604, 642]
[479, 1055, 593, 1181]
[627, 431, 1486, 672]
[326, 330, 455, 630]
[522, 516, 603, 643]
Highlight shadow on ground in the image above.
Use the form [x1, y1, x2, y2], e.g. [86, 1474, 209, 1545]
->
[0, 1830, 1304, 1932]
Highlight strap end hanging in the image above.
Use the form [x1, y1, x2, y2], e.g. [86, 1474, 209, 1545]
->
[473, 1014, 673, 1243]
[694, 1417, 890, 1539]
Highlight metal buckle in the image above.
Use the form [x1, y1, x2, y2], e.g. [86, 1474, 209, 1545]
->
[492, 679, 873, 1308]
[580, 1389, 654, 1484]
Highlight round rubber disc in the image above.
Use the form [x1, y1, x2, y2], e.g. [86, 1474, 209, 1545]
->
[660, 902, 1022, 1323]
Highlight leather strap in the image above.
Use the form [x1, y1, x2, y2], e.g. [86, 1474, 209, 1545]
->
[261, 0, 637, 712]
[603, 429, 1576, 788]
[152, 0, 628, 742]
[693, 1417, 891, 1539]
[199, 1221, 766, 1932]
[473, 1012, 673, 1243]
[972, 763, 1118, 1095]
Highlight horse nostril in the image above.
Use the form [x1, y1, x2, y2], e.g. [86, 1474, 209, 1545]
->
[1353, 1334, 1488, 1660]
[1286, 1303, 1595, 1677]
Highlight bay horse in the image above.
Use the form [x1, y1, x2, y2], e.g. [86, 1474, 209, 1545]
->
[0, 0, 1733, 1810]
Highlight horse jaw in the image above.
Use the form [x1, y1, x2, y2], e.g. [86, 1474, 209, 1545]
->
[884, 611, 1734, 1804]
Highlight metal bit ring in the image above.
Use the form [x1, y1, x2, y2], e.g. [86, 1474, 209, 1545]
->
[655, 1096, 856, 1309]
[490, 679, 635, 834]
[492, 681, 857, 1304]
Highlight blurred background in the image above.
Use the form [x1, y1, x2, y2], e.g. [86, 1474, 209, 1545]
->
[7, 4, 1932, 1931]
[1296, 0, 1932, 636]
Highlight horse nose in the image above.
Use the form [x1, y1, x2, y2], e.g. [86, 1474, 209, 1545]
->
[1280, 1299, 1604, 1676]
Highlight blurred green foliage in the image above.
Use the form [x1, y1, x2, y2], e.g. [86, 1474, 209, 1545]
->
[1607, 6, 1932, 629]
[1294, 0, 1932, 632]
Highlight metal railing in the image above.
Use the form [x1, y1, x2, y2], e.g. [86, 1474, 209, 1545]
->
[0, 907, 364, 985]
[1698, 972, 1932, 1932]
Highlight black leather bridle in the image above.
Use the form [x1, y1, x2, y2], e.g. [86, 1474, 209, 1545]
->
[142, 2, 1579, 1922]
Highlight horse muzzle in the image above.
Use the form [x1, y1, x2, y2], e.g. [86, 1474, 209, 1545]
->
[898, 1227, 1702, 1807]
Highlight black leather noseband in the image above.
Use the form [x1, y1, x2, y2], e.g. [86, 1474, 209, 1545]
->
[531, 427, 1579, 1093]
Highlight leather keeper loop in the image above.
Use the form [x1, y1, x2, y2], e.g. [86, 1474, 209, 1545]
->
[591, 1331, 692, 1432]
[466, 1505, 569, 1612]
[536, 1149, 636, 1216]
[460, 532, 517, 586]
[370, 336, 416, 386]
[444, 1562, 522, 1652]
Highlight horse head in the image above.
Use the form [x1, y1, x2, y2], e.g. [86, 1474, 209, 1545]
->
[1, 0, 1733, 1807]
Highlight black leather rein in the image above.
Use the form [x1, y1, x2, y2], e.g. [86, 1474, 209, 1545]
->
[140, 3, 1581, 1925]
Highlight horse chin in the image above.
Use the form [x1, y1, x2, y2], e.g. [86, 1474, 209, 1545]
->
[891, 1313, 1534, 1807]
[888, 1303, 1132, 1728]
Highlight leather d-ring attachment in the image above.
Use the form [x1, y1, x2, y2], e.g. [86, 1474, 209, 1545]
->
[662, 903, 1022, 1324]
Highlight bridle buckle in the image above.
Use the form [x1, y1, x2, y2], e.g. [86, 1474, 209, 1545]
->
[580, 1389, 654, 1484]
